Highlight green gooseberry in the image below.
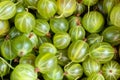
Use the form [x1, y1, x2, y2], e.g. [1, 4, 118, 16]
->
[68, 40, 89, 62]
[50, 18, 69, 33]
[0, 1, 16, 20]
[64, 63, 83, 80]
[19, 53, 36, 66]
[1, 39, 17, 60]
[37, 0, 57, 20]
[0, 20, 10, 37]
[11, 35, 33, 57]
[102, 60, 120, 80]
[89, 42, 115, 64]
[33, 19, 50, 36]
[82, 58, 101, 76]
[82, 11, 104, 33]
[10, 64, 38, 80]
[39, 42, 57, 55]
[57, 0, 76, 18]
[15, 11, 35, 33]
[35, 53, 57, 74]
[43, 65, 64, 80]
[53, 32, 71, 49]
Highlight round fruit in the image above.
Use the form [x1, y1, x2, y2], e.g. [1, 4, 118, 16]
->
[19, 53, 36, 66]
[89, 42, 115, 64]
[50, 18, 69, 33]
[53, 32, 71, 49]
[102, 60, 120, 80]
[35, 53, 57, 73]
[43, 65, 63, 80]
[10, 64, 37, 80]
[68, 40, 89, 62]
[1, 39, 17, 60]
[87, 33, 103, 46]
[0, 20, 9, 37]
[15, 11, 35, 33]
[33, 19, 50, 36]
[37, 0, 57, 20]
[82, 11, 104, 33]
[102, 26, 120, 46]
[69, 25, 85, 41]
[82, 58, 101, 76]
[110, 3, 120, 27]
[39, 42, 57, 55]
[11, 35, 33, 57]
[57, 0, 76, 17]
[64, 63, 83, 80]
[0, 1, 16, 20]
